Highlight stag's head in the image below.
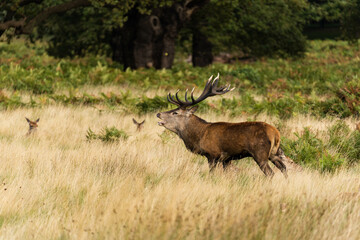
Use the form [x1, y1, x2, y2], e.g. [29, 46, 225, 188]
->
[157, 74, 234, 133]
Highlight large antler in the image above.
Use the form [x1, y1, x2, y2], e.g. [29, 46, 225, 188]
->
[167, 73, 235, 108]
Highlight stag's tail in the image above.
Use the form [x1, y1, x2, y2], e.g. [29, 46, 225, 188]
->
[276, 147, 286, 159]
[268, 128, 281, 158]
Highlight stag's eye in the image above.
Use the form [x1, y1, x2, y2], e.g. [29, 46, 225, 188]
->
[172, 112, 178, 115]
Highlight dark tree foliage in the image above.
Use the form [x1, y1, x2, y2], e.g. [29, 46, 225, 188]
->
[188, 0, 309, 58]
[1, 0, 209, 69]
[34, 0, 209, 69]
[341, 0, 360, 43]
[36, 6, 112, 58]
[305, 0, 345, 22]
[3, 0, 357, 69]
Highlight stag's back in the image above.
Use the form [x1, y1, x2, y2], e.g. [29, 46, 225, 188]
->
[200, 121, 280, 158]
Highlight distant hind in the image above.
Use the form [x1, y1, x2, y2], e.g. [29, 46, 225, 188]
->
[132, 118, 145, 131]
[26, 117, 39, 135]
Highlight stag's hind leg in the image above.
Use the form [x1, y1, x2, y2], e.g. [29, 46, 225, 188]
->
[253, 152, 274, 177]
[269, 155, 288, 178]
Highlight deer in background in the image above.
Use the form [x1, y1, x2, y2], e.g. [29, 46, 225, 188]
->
[25, 117, 39, 135]
[132, 118, 145, 132]
[157, 74, 287, 177]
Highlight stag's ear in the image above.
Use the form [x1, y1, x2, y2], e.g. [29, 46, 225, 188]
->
[187, 106, 198, 115]
[25, 117, 30, 123]
[36, 118, 40, 123]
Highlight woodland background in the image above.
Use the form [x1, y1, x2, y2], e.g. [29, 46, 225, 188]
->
[1, 0, 360, 239]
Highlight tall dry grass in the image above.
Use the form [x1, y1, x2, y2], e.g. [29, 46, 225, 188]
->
[0, 106, 359, 240]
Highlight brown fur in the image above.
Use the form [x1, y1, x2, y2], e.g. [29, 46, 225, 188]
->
[132, 118, 145, 131]
[157, 75, 287, 177]
[26, 117, 39, 135]
[157, 109, 287, 177]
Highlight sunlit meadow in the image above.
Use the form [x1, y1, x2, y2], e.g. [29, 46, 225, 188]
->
[0, 105, 359, 239]
[0, 40, 360, 239]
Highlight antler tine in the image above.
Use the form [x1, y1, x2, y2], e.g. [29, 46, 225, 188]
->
[167, 93, 180, 106]
[175, 90, 187, 105]
[212, 73, 220, 86]
[209, 74, 235, 95]
[167, 88, 197, 108]
[223, 84, 235, 93]
[166, 74, 234, 108]
[222, 84, 230, 91]
[226, 84, 235, 91]
[190, 87, 196, 103]
[184, 74, 220, 105]
[226, 83, 235, 91]
[220, 84, 231, 93]
[167, 93, 175, 104]
[184, 89, 191, 103]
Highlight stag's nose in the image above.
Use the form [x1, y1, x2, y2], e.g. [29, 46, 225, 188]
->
[156, 113, 160, 118]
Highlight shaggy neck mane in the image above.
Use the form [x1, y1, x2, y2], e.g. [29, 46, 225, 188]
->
[177, 114, 209, 153]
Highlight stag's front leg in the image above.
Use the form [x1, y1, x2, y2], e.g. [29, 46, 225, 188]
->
[219, 153, 231, 170]
[206, 156, 218, 172]
[222, 160, 231, 169]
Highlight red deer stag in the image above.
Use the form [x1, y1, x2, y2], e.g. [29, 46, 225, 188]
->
[157, 74, 287, 177]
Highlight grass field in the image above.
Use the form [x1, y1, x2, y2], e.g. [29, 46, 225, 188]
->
[0, 40, 360, 239]
[0, 106, 359, 239]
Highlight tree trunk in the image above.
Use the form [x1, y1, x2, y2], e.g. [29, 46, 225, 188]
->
[110, 28, 123, 65]
[110, 1, 209, 70]
[114, 6, 178, 70]
[192, 29, 213, 67]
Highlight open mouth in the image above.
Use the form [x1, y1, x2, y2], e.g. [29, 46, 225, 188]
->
[157, 113, 165, 126]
